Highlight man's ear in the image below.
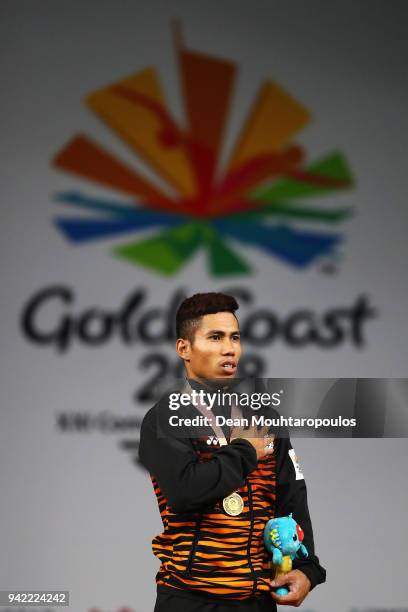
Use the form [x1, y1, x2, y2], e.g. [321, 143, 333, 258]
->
[176, 338, 191, 362]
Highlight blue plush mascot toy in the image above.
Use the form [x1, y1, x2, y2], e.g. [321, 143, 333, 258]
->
[264, 514, 309, 596]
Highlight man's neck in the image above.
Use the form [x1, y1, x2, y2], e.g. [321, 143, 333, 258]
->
[187, 376, 237, 392]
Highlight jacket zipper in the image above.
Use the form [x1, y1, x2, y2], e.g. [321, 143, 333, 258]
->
[185, 515, 203, 576]
[246, 479, 258, 596]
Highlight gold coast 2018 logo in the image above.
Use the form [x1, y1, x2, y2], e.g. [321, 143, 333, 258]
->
[52, 27, 353, 277]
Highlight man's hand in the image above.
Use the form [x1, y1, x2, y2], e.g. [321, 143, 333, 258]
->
[230, 424, 274, 460]
[270, 570, 311, 607]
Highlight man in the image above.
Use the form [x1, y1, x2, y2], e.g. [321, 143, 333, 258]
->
[139, 292, 326, 611]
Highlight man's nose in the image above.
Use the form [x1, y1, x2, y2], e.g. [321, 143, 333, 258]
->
[221, 339, 235, 355]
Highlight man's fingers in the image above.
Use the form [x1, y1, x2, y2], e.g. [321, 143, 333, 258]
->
[232, 424, 273, 441]
[270, 590, 300, 605]
[270, 570, 310, 606]
[230, 425, 248, 438]
[255, 424, 270, 438]
[271, 570, 299, 585]
[270, 573, 290, 587]
[249, 438, 273, 452]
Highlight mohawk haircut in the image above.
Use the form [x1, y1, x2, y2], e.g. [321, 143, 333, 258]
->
[176, 293, 239, 343]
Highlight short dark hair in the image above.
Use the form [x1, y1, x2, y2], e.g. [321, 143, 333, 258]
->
[176, 292, 239, 343]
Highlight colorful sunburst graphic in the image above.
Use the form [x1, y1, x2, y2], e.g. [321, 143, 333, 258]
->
[52, 30, 353, 276]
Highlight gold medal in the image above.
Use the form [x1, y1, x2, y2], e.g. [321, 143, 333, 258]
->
[222, 492, 244, 516]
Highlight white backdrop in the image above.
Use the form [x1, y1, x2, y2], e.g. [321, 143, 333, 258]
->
[1, 1, 408, 611]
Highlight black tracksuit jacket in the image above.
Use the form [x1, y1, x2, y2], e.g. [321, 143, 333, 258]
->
[139, 383, 326, 606]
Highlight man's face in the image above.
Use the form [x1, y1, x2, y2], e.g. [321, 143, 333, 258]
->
[179, 311, 242, 380]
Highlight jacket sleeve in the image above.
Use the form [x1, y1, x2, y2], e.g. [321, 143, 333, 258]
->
[139, 404, 258, 513]
[275, 434, 326, 589]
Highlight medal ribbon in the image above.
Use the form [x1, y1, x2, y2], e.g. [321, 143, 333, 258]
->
[182, 380, 241, 446]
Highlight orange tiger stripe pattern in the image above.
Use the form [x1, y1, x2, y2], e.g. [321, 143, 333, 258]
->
[151, 436, 276, 600]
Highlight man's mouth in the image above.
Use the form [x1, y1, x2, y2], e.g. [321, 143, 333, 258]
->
[220, 361, 237, 373]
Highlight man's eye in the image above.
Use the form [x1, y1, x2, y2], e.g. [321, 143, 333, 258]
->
[233, 335, 240, 341]
[210, 335, 220, 340]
